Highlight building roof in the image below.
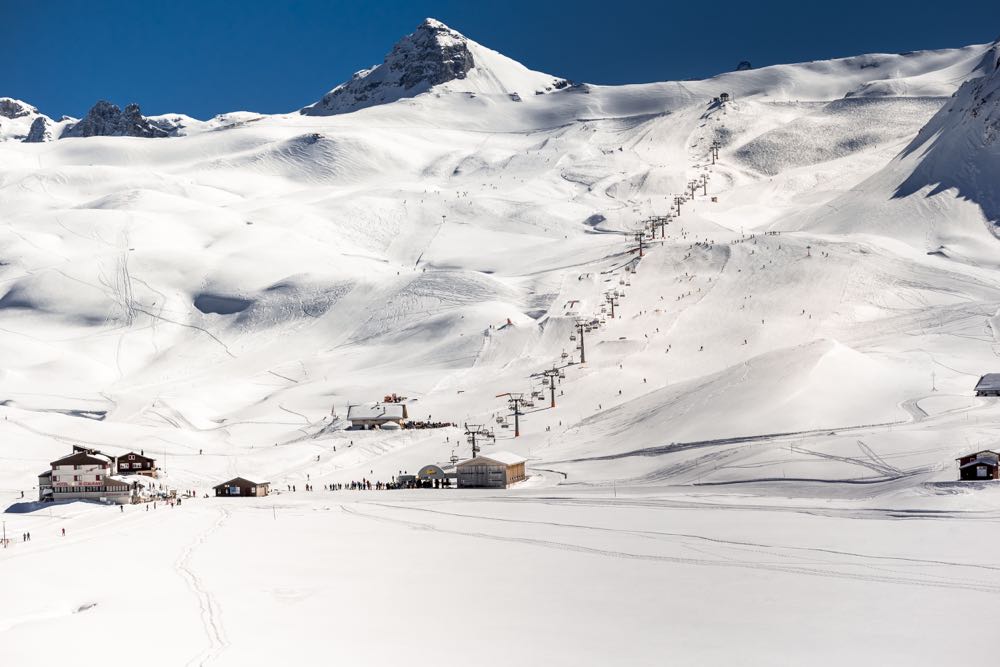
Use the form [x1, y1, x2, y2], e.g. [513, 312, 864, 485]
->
[960, 460, 999, 469]
[38, 470, 52, 478]
[976, 374, 1000, 391]
[118, 451, 156, 463]
[956, 450, 1000, 460]
[347, 403, 405, 421]
[459, 451, 527, 467]
[50, 451, 113, 467]
[213, 477, 267, 490]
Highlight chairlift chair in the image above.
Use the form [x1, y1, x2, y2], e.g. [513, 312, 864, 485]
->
[569, 334, 577, 341]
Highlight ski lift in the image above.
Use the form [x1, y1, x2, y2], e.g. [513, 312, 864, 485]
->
[495, 416, 504, 424]
[500, 423, 509, 429]
[600, 318, 607, 325]
[542, 378, 550, 386]
[560, 351, 569, 360]
[558, 371, 566, 379]
[569, 334, 577, 341]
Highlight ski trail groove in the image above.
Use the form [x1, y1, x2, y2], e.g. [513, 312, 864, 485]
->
[177, 507, 231, 667]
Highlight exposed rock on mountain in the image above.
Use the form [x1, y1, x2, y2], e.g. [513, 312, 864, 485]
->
[302, 18, 565, 116]
[61, 100, 170, 138]
[0, 97, 37, 119]
[24, 116, 50, 142]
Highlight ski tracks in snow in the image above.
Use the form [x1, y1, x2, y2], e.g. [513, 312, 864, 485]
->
[342, 501, 1000, 595]
[176, 507, 231, 667]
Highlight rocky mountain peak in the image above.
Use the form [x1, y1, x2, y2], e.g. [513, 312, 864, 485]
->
[61, 100, 169, 139]
[0, 97, 38, 119]
[24, 116, 51, 143]
[302, 18, 477, 116]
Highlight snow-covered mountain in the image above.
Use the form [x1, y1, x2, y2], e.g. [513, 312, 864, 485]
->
[895, 40, 1000, 229]
[3, 21, 1000, 665]
[301, 18, 570, 115]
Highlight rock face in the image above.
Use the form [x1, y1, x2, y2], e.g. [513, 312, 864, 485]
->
[24, 116, 50, 143]
[61, 100, 169, 138]
[736, 61, 753, 71]
[303, 19, 476, 116]
[0, 97, 37, 119]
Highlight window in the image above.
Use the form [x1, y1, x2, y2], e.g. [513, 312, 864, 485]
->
[128, 455, 135, 460]
[978, 466, 989, 478]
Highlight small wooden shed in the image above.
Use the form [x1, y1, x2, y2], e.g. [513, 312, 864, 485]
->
[957, 451, 1000, 480]
[457, 451, 527, 488]
[214, 477, 270, 497]
[975, 374, 1000, 396]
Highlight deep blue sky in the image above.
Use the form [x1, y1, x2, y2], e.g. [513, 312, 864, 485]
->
[3, 0, 998, 119]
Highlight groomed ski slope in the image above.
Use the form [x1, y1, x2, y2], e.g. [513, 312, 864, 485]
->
[2, 27, 1000, 665]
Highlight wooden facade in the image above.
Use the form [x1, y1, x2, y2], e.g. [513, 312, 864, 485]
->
[214, 477, 270, 497]
[117, 451, 157, 476]
[975, 374, 1000, 396]
[957, 450, 1000, 481]
[457, 452, 527, 488]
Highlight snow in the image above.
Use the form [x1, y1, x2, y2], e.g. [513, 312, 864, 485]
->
[1, 20, 1000, 666]
[468, 450, 526, 465]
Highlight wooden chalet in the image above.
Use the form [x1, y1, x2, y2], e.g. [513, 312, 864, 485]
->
[957, 450, 1000, 481]
[214, 477, 270, 497]
[116, 451, 157, 477]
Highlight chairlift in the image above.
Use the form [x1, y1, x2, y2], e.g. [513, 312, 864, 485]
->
[560, 351, 569, 360]
[500, 423, 509, 429]
[495, 416, 504, 424]
[569, 334, 577, 341]
[542, 378, 551, 386]
[600, 318, 607, 325]
[558, 372, 566, 380]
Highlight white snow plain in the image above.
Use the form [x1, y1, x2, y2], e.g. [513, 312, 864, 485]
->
[2, 23, 1000, 666]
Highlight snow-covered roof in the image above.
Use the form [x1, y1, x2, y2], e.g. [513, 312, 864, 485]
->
[976, 374, 1000, 391]
[51, 451, 113, 467]
[213, 477, 268, 489]
[460, 451, 526, 466]
[347, 403, 405, 421]
[956, 449, 999, 460]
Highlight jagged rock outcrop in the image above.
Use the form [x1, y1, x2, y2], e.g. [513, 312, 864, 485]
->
[735, 61, 753, 71]
[0, 97, 36, 119]
[301, 18, 563, 116]
[61, 100, 169, 138]
[24, 116, 50, 143]
[303, 19, 474, 116]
